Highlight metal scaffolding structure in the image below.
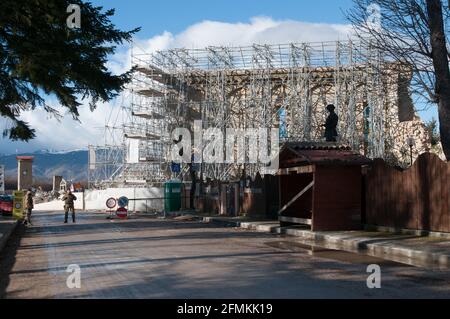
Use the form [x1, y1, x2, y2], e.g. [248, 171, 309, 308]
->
[88, 40, 407, 188]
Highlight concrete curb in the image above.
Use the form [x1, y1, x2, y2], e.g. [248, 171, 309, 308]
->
[365, 224, 450, 240]
[281, 227, 450, 269]
[201, 216, 450, 269]
[0, 220, 19, 254]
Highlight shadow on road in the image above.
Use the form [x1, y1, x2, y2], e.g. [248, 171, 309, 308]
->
[25, 219, 223, 237]
[0, 223, 25, 299]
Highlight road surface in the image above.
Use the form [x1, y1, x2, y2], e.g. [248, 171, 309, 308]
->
[1, 211, 449, 298]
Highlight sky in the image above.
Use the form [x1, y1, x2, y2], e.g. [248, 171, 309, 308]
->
[0, 0, 438, 154]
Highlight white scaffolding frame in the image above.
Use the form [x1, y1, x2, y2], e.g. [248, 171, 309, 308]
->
[89, 40, 405, 187]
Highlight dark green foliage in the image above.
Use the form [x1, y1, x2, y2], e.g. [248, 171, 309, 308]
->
[0, 0, 140, 140]
[425, 117, 441, 146]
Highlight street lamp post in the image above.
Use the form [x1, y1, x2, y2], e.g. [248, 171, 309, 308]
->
[407, 137, 416, 166]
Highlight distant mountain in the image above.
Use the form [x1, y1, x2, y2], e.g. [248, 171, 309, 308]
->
[0, 150, 88, 183]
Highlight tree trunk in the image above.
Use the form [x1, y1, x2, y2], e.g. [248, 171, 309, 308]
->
[426, 0, 450, 160]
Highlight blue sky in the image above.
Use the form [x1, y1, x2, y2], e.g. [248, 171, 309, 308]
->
[91, 0, 355, 36]
[0, 0, 438, 154]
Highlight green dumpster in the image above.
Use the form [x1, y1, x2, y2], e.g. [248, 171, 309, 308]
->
[164, 180, 182, 212]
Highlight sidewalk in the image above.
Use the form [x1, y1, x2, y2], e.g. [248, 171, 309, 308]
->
[182, 213, 450, 269]
[0, 216, 19, 254]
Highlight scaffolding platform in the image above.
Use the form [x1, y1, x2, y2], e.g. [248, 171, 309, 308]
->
[136, 88, 165, 98]
[136, 66, 172, 85]
[132, 110, 166, 120]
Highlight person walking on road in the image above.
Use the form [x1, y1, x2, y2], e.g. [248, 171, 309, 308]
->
[62, 190, 77, 224]
[24, 189, 34, 226]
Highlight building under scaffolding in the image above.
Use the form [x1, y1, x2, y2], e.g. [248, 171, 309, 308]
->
[88, 40, 429, 189]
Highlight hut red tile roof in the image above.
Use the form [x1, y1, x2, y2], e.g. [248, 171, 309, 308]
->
[279, 142, 371, 167]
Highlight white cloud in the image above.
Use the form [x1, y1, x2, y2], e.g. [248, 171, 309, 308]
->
[20, 102, 110, 150]
[173, 17, 352, 48]
[2, 17, 352, 153]
[0, 98, 126, 154]
[128, 16, 353, 56]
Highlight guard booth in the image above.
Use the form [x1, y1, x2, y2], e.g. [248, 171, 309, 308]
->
[278, 142, 371, 231]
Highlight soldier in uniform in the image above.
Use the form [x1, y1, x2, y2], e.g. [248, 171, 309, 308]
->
[323, 104, 339, 142]
[62, 190, 77, 223]
[24, 189, 34, 226]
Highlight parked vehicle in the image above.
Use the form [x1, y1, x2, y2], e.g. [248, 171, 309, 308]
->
[0, 195, 13, 216]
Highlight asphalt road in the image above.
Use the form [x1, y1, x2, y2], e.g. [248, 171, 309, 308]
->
[1, 211, 449, 299]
